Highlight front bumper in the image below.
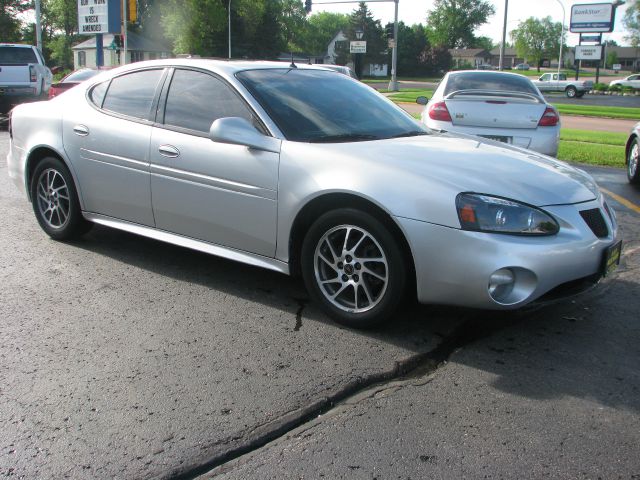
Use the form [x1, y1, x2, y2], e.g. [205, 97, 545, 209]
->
[396, 196, 619, 310]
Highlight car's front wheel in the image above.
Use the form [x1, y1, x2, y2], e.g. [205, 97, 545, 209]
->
[566, 86, 577, 98]
[301, 208, 407, 329]
[30, 156, 91, 240]
[628, 138, 640, 184]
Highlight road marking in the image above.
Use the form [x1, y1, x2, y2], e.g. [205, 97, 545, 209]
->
[600, 187, 640, 214]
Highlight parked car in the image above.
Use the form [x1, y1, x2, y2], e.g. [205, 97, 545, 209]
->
[0, 43, 52, 113]
[48, 68, 101, 99]
[7, 59, 621, 328]
[515, 63, 530, 70]
[609, 74, 640, 89]
[625, 123, 640, 184]
[321, 64, 358, 79]
[420, 70, 560, 156]
[476, 64, 495, 70]
[532, 72, 592, 98]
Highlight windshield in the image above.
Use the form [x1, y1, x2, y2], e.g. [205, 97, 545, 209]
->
[0, 46, 37, 65]
[444, 72, 539, 96]
[64, 69, 100, 82]
[236, 69, 427, 142]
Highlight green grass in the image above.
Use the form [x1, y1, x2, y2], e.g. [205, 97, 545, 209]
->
[558, 128, 626, 167]
[552, 104, 640, 120]
[387, 89, 433, 102]
[560, 129, 627, 146]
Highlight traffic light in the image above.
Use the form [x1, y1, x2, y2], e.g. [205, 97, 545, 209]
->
[385, 23, 394, 40]
[304, 0, 312, 13]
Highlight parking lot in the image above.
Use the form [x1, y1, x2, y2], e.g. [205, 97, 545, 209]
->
[1, 124, 639, 479]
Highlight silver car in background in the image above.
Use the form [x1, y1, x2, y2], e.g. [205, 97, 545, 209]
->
[421, 70, 560, 157]
[7, 60, 621, 328]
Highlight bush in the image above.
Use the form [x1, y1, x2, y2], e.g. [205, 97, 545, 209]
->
[593, 83, 607, 91]
[609, 83, 622, 92]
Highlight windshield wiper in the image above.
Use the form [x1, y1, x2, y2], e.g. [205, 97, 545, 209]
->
[308, 134, 381, 143]
[389, 130, 429, 138]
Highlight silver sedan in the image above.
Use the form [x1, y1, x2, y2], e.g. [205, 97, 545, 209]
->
[421, 70, 560, 157]
[7, 59, 621, 328]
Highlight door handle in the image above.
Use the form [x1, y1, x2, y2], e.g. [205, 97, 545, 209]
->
[73, 125, 89, 136]
[158, 145, 180, 158]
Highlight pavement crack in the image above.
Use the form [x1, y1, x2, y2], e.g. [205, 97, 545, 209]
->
[292, 297, 308, 331]
[171, 313, 512, 480]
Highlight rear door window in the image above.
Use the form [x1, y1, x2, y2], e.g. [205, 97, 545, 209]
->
[0, 47, 37, 65]
[162, 68, 254, 133]
[102, 69, 163, 120]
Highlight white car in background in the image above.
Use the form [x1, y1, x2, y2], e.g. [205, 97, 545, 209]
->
[420, 70, 560, 157]
[0, 43, 52, 113]
[609, 74, 640, 89]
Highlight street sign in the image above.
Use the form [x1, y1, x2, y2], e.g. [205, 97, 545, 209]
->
[570, 3, 615, 33]
[613, 63, 622, 70]
[78, 0, 121, 35]
[575, 45, 603, 60]
[388, 39, 396, 49]
[350, 41, 367, 54]
[580, 34, 602, 42]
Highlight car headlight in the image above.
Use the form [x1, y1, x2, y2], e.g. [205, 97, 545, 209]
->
[456, 193, 559, 235]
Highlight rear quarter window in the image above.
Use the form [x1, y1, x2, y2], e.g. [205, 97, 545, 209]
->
[101, 69, 163, 120]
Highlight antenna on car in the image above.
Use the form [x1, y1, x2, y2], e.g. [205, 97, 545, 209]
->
[290, 52, 297, 68]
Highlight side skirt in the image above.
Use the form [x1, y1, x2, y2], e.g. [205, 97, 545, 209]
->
[82, 212, 290, 275]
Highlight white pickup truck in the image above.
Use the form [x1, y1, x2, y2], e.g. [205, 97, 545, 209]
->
[0, 44, 52, 114]
[532, 73, 593, 98]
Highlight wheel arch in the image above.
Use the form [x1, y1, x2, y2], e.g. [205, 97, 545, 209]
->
[625, 133, 637, 165]
[25, 146, 82, 207]
[288, 192, 416, 290]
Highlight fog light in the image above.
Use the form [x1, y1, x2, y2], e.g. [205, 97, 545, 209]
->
[488, 268, 515, 301]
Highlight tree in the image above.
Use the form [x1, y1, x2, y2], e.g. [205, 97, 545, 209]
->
[425, 0, 495, 48]
[1, 0, 32, 43]
[335, 3, 386, 77]
[417, 45, 452, 74]
[473, 35, 494, 51]
[606, 50, 619, 69]
[300, 12, 350, 54]
[395, 22, 429, 76]
[624, 0, 640, 47]
[42, 0, 79, 68]
[511, 16, 564, 72]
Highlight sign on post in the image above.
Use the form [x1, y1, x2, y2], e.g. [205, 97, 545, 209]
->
[575, 45, 603, 60]
[350, 41, 367, 54]
[612, 63, 622, 70]
[570, 3, 615, 33]
[78, 0, 121, 34]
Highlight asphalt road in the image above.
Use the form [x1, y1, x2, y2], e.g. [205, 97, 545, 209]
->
[1, 131, 639, 479]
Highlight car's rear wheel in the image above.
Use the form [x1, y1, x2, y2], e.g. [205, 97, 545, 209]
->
[30, 157, 91, 240]
[566, 86, 577, 98]
[628, 138, 640, 184]
[301, 208, 407, 329]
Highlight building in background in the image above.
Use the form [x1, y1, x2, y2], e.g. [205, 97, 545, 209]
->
[72, 31, 170, 69]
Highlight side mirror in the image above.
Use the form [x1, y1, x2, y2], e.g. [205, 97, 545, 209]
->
[209, 117, 280, 153]
[539, 76, 544, 81]
[416, 96, 429, 105]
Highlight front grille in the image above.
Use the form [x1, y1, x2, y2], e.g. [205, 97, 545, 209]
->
[579, 208, 608, 238]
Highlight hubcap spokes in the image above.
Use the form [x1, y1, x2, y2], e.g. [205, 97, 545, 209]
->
[314, 225, 388, 313]
[36, 168, 70, 229]
[630, 144, 639, 178]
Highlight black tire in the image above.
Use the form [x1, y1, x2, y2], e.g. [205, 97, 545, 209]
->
[576, 91, 585, 98]
[301, 208, 407, 329]
[30, 156, 91, 240]
[628, 138, 640, 185]
[566, 86, 577, 98]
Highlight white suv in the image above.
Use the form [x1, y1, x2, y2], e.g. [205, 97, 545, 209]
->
[0, 44, 52, 113]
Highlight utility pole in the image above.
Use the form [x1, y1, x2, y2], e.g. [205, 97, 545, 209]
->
[499, 0, 508, 70]
[122, 0, 128, 65]
[388, 0, 399, 91]
[35, 0, 42, 52]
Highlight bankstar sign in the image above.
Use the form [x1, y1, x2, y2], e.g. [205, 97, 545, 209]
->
[78, 0, 121, 35]
[570, 3, 615, 33]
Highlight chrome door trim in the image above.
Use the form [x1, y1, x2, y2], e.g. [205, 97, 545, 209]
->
[82, 212, 290, 275]
[150, 164, 277, 200]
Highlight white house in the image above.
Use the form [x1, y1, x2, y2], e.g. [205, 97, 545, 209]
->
[72, 31, 170, 69]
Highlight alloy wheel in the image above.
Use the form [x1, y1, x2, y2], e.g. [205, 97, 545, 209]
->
[36, 168, 71, 229]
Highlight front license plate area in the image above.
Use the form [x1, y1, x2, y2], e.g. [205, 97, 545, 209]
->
[602, 240, 622, 277]
[479, 135, 511, 144]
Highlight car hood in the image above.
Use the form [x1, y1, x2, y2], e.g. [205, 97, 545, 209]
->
[336, 133, 598, 207]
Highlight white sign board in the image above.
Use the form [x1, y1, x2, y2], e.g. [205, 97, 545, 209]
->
[350, 41, 367, 54]
[570, 3, 614, 33]
[575, 45, 603, 60]
[78, 0, 119, 34]
[613, 63, 622, 70]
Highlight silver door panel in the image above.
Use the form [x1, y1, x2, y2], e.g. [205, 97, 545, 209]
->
[149, 128, 279, 257]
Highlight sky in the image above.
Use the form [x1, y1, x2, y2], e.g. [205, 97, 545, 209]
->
[312, 0, 632, 47]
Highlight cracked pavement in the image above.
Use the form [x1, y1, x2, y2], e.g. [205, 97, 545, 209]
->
[1, 130, 639, 479]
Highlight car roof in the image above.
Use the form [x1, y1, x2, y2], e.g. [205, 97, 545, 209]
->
[0, 43, 35, 48]
[106, 58, 334, 77]
[446, 69, 531, 79]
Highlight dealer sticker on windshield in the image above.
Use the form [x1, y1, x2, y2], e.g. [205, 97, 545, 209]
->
[603, 241, 622, 277]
